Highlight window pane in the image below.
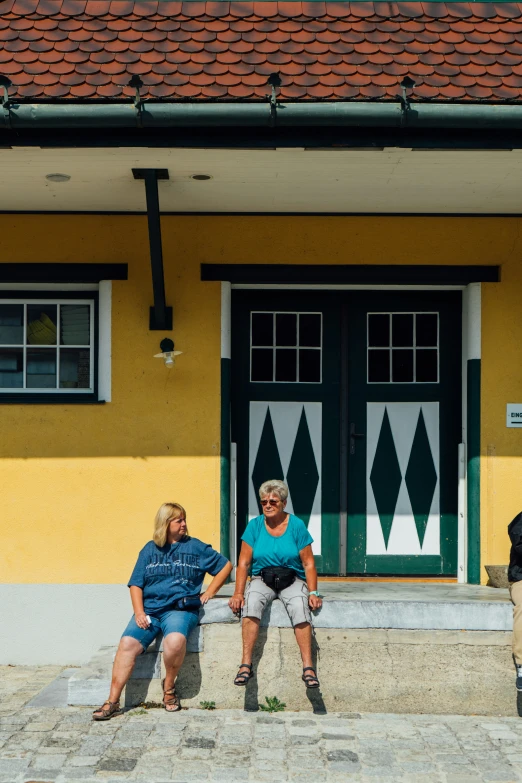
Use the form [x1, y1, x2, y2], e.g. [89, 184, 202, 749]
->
[392, 349, 414, 382]
[416, 314, 438, 347]
[392, 314, 413, 347]
[0, 305, 23, 344]
[26, 348, 56, 388]
[27, 305, 57, 346]
[368, 349, 390, 383]
[251, 313, 273, 346]
[368, 314, 390, 347]
[0, 348, 23, 388]
[251, 348, 273, 382]
[299, 314, 321, 347]
[299, 349, 321, 383]
[61, 305, 90, 346]
[60, 348, 91, 389]
[276, 348, 297, 382]
[416, 349, 438, 383]
[276, 314, 297, 347]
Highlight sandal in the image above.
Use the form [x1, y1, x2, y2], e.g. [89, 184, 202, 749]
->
[234, 663, 253, 686]
[162, 679, 181, 712]
[92, 700, 123, 721]
[302, 667, 320, 689]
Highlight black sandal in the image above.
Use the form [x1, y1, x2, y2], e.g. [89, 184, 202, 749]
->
[162, 679, 181, 712]
[234, 663, 253, 686]
[302, 667, 320, 689]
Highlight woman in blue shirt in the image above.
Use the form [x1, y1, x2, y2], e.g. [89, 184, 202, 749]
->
[93, 502, 232, 720]
[229, 480, 323, 689]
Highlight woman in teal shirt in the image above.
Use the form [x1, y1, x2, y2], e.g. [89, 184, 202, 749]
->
[229, 479, 323, 689]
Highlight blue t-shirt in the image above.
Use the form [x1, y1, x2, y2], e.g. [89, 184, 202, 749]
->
[128, 536, 228, 615]
[241, 514, 313, 580]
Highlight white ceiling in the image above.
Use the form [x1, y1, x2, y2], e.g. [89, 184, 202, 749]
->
[1, 146, 522, 214]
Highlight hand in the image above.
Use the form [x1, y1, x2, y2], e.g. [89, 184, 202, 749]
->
[228, 593, 244, 614]
[135, 612, 150, 629]
[200, 591, 214, 605]
[309, 594, 323, 611]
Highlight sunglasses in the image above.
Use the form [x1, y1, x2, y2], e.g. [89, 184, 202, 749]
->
[260, 499, 281, 507]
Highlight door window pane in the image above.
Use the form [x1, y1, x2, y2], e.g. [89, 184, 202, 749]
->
[416, 349, 438, 383]
[276, 314, 297, 347]
[392, 350, 414, 383]
[368, 314, 390, 347]
[276, 348, 297, 382]
[251, 313, 273, 346]
[27, 305, 57, 345]
[299, 349, 321, 383]
[60, 305, 90, 346]
[26, 348, 56, 388]
[392, 314, 413, 347]
[251, 348, 273, 382]
[368, 349, 390, 383]
[299, 314, 321, 347]
[416, 314, 438, 347]
[0, 348, 23, 388]
[0, 305, 23, 344]
[60, 348, 91, 389]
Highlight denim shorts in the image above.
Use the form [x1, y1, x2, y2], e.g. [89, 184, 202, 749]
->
[122, 609, 199, 651]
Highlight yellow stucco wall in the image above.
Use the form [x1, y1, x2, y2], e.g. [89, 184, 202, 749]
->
[0, 214, 521, 584]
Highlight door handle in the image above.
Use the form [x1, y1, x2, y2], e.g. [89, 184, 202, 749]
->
[350, 422, 365, 455]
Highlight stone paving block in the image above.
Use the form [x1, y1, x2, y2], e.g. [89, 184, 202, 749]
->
[30, 753, 68, 769]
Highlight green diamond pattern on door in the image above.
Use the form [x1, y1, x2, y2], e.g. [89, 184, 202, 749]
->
[286, 408, 319, 528]
[251, 407, 284, 515]
[249, 401, 322, 554]
[366, 402, 440, 556]
[405, 409, 438, 548]
[369, 408, 402, 548]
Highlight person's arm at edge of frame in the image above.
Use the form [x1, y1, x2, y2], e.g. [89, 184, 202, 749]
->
[228, 541, 253, 613]
[300, 545, 323, 611]
[130, 585, 150, 629]
[200, 560, 233, 604]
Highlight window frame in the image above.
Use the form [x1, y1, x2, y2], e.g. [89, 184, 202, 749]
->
[0, 290, 99, 402]
[250, 310, 323, 384]
[367, 311, 440, 385]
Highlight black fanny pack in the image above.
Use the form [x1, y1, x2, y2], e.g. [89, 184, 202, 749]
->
[260, 566, 296, 592]
[172, 595, 202, 612]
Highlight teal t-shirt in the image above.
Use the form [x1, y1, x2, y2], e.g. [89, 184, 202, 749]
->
[241, 514, 313, 580]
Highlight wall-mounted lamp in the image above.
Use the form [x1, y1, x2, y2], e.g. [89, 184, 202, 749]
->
[154, 337, 182, 368]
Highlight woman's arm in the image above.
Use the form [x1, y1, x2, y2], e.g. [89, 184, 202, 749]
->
[300, 545, 323, 611]
[228, 542, 253, 613]
[200, 561, 233, 604]
[130, 585, 150, 629]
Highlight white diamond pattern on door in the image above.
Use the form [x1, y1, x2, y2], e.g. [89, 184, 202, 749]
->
[248, 401, 322, 554]
[366, 402, 440, 556]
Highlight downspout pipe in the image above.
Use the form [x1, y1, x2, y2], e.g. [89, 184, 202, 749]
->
[3, 101, 522, 130]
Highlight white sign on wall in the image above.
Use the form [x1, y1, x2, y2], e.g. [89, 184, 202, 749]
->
[507, 404, 522, 427]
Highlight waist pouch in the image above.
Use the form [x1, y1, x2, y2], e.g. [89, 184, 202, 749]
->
[260, 566, 296, 592]
[172, 595, 202, 612]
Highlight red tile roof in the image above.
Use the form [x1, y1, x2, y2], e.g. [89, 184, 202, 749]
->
[1, 1, 522, 101]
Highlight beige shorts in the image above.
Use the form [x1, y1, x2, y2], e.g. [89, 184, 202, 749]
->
[243, 575, 312, 626]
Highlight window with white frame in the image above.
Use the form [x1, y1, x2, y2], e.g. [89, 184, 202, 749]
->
[0, 297, 96, 395]
[250, 311, 322, 383]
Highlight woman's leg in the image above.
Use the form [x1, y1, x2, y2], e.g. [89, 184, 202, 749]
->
[162, 632, 187, 692]
[293, 622, 313, 669]
[238, 578, 275, 678]
[279, 579, 319, 685]
[108, 636, 144, 702]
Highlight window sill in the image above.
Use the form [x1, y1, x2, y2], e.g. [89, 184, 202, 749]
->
[0, 396, 106, 404]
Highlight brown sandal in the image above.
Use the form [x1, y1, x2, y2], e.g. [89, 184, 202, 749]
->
[162, 679, 181, 712]
[92, 700, 123, 721]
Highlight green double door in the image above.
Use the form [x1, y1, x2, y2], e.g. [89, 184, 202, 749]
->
[231, 290, 461, 576]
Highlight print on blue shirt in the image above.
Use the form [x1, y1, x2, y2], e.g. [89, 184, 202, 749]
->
[128, 536, 228, 615]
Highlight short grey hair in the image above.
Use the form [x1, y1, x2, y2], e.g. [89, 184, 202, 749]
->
[258, 480, 288, 503]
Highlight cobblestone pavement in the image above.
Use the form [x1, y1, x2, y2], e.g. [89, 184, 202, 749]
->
[2, 667, 522, 783]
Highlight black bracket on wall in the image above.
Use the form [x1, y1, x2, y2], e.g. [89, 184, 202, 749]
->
[132, 167, 173, 331]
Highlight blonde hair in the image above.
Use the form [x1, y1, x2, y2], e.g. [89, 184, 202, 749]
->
[153, 502, 187, 547]
[258, 480, 289, 503]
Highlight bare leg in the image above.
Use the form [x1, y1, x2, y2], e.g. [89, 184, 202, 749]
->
[241, 617, 261, 666]
[294, 622, 313, 669]
[162, 632, 187, 692]
[92, 636, 142, 717]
